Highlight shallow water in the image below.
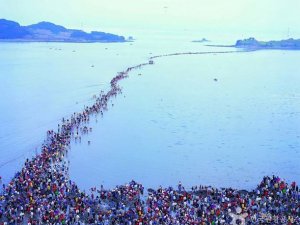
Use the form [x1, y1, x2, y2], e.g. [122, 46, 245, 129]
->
[1, 40, 300, 190]
[0, 40, 215, 183]
[69, 50, 300, 190]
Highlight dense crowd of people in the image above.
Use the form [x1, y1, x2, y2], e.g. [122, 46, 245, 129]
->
[1, 56, 300, 224]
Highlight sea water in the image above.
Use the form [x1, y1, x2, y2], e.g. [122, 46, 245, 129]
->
[0, 38, 300, 190]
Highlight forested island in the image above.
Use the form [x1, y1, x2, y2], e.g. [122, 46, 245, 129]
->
[0, 19, 127, 42]
[235, 37, 300, 50]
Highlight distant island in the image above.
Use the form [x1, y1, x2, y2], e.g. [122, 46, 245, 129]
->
[235, 37, 300, 50]
[0, 19, 127, 42]
[192, 38, 210, 43]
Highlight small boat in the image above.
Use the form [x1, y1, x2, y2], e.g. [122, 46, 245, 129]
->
[149, 60, 154, 64]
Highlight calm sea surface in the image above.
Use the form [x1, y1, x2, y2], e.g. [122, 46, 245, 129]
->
[0, 38, 299, 190]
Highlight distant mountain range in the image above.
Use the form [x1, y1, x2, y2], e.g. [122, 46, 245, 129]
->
[0, 19, 127, 42]
[235, 37, 300, 50]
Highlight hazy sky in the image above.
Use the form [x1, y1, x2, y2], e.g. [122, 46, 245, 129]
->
[1, 0, 299, 39]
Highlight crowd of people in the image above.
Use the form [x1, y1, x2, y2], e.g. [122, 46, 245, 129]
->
[1, 57, 300, 225]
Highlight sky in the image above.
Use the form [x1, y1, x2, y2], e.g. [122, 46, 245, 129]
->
[1, 0, 300, 40]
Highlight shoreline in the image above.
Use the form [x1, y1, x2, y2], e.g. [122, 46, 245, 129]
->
[206, 44, 300, 51]
[0, 39, 131, 43]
